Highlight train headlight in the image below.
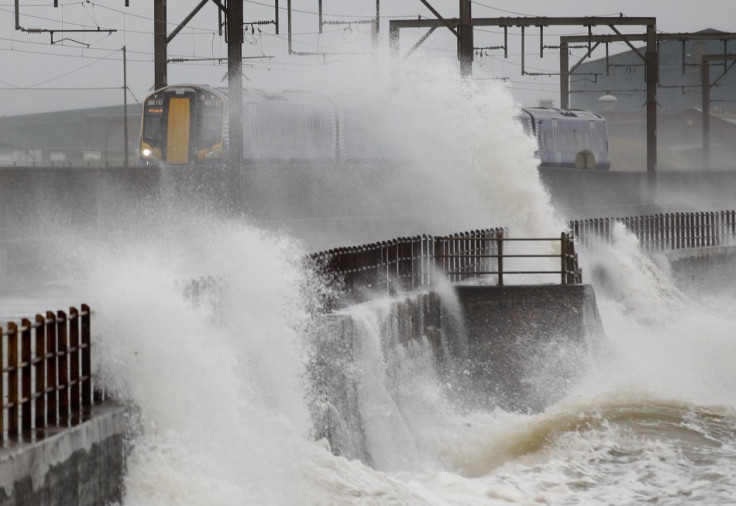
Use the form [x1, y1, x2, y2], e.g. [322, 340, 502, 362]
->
[141, 148, 153, 157]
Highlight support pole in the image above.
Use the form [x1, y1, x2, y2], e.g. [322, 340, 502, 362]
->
[154, 0, 167, 90]
[227, 0, 244, 212]
[646, 23, 658, 204]
[372, 0, 379, 49]
[458, 0, 473, 78]
[702, 60, 711, 171]
[560, 41, 569, 109]
[123, 46, 129, 167]
[287, 0, 293, 53]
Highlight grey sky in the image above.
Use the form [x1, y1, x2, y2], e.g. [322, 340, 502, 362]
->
[1, 1, 735, 115]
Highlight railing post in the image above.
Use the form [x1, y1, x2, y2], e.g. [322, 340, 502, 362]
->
[8, 322, 18, 437]
[21, 318, 32, 432]
[395, 239, 403, 291]
[422, 235, 431, 287]
[35, 314, 47, 429]
[691, 212, 697, 248]
[57, 310, 69, 424]
[704, 212, 710, 247]
[449, 234, 457, 283]
[433, 237, 441, 283]
[388, 239, 397, 294]
[560, 232, 567, 284]
[642, 215, 649, 250]
[497, 229, 504, 286]
[70, 307, 81, 417]
[373, 243, 382, 293]
[46, 311, 58, 426]
[461, 232, 470, 281]
[80, 305, 92, 410]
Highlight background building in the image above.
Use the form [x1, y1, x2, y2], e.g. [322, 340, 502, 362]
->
[0, 105, 140, 166]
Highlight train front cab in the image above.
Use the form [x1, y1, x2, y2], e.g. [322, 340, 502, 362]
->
[139, 86, 226, 166]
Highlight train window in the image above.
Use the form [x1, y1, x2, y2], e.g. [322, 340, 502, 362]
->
[198, 101, 223, 147]
[142, 104, 164, 145]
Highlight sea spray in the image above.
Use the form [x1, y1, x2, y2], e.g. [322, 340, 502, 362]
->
[581, 222, 686, 320]
[381, 65, 565, 238]
[33, 59, 619, 504]
[87, 219, 328, 505]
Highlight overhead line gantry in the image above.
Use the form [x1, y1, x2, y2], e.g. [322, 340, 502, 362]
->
[389, 12, 657, 202]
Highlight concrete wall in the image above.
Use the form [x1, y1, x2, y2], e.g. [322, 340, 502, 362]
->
[309, 285, 603, 461]
[2, 165, 736, 252]
[539, 168, 736, 219]
[0, 403, 127, 506]
[455, 284, 604, 412]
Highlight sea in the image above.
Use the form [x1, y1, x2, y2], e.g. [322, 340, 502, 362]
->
[2, 63, 736, 505]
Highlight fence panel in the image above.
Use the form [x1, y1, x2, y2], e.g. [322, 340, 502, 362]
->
[569, 210, 736, 254]
[1, 306, 92, 442]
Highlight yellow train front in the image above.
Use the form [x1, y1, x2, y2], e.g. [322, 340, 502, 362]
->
[139, 84, 227, 166]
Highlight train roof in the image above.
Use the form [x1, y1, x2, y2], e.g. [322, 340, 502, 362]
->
[143, 84, 347, 111]
[144, 84, 228, 100]
[521, 107, 605, 121]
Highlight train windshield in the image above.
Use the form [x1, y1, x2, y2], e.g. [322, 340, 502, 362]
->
[198, 98, 223, 147]
[142, 99, 164, 146]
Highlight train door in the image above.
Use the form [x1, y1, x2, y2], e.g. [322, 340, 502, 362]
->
[166, 97, 191, 164]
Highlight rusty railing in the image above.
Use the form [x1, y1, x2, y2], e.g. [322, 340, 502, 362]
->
[570, 210, 736, 252]
[309, 227, 582, 306]
[1, 305, 92, 442]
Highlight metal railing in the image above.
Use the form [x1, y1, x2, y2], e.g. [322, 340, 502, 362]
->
[570, 210, 736, 252]
[437, 230, 582, 286]
[1, 305, 92, 442]
[308, 227, 582, 306]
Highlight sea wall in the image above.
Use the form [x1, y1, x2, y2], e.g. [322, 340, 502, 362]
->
[309, 284, 603, 461]
[455, 284, 604, 412]
[0, 404, 127, 506]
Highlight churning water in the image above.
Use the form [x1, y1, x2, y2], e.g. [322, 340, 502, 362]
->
[5, 63, 736, 505]
[83, 207, 736, 506]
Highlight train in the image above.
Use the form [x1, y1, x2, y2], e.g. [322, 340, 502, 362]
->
[139, 84, 610, 170]
[518, 107, 611, 170]
[138, 84, 371, 166]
